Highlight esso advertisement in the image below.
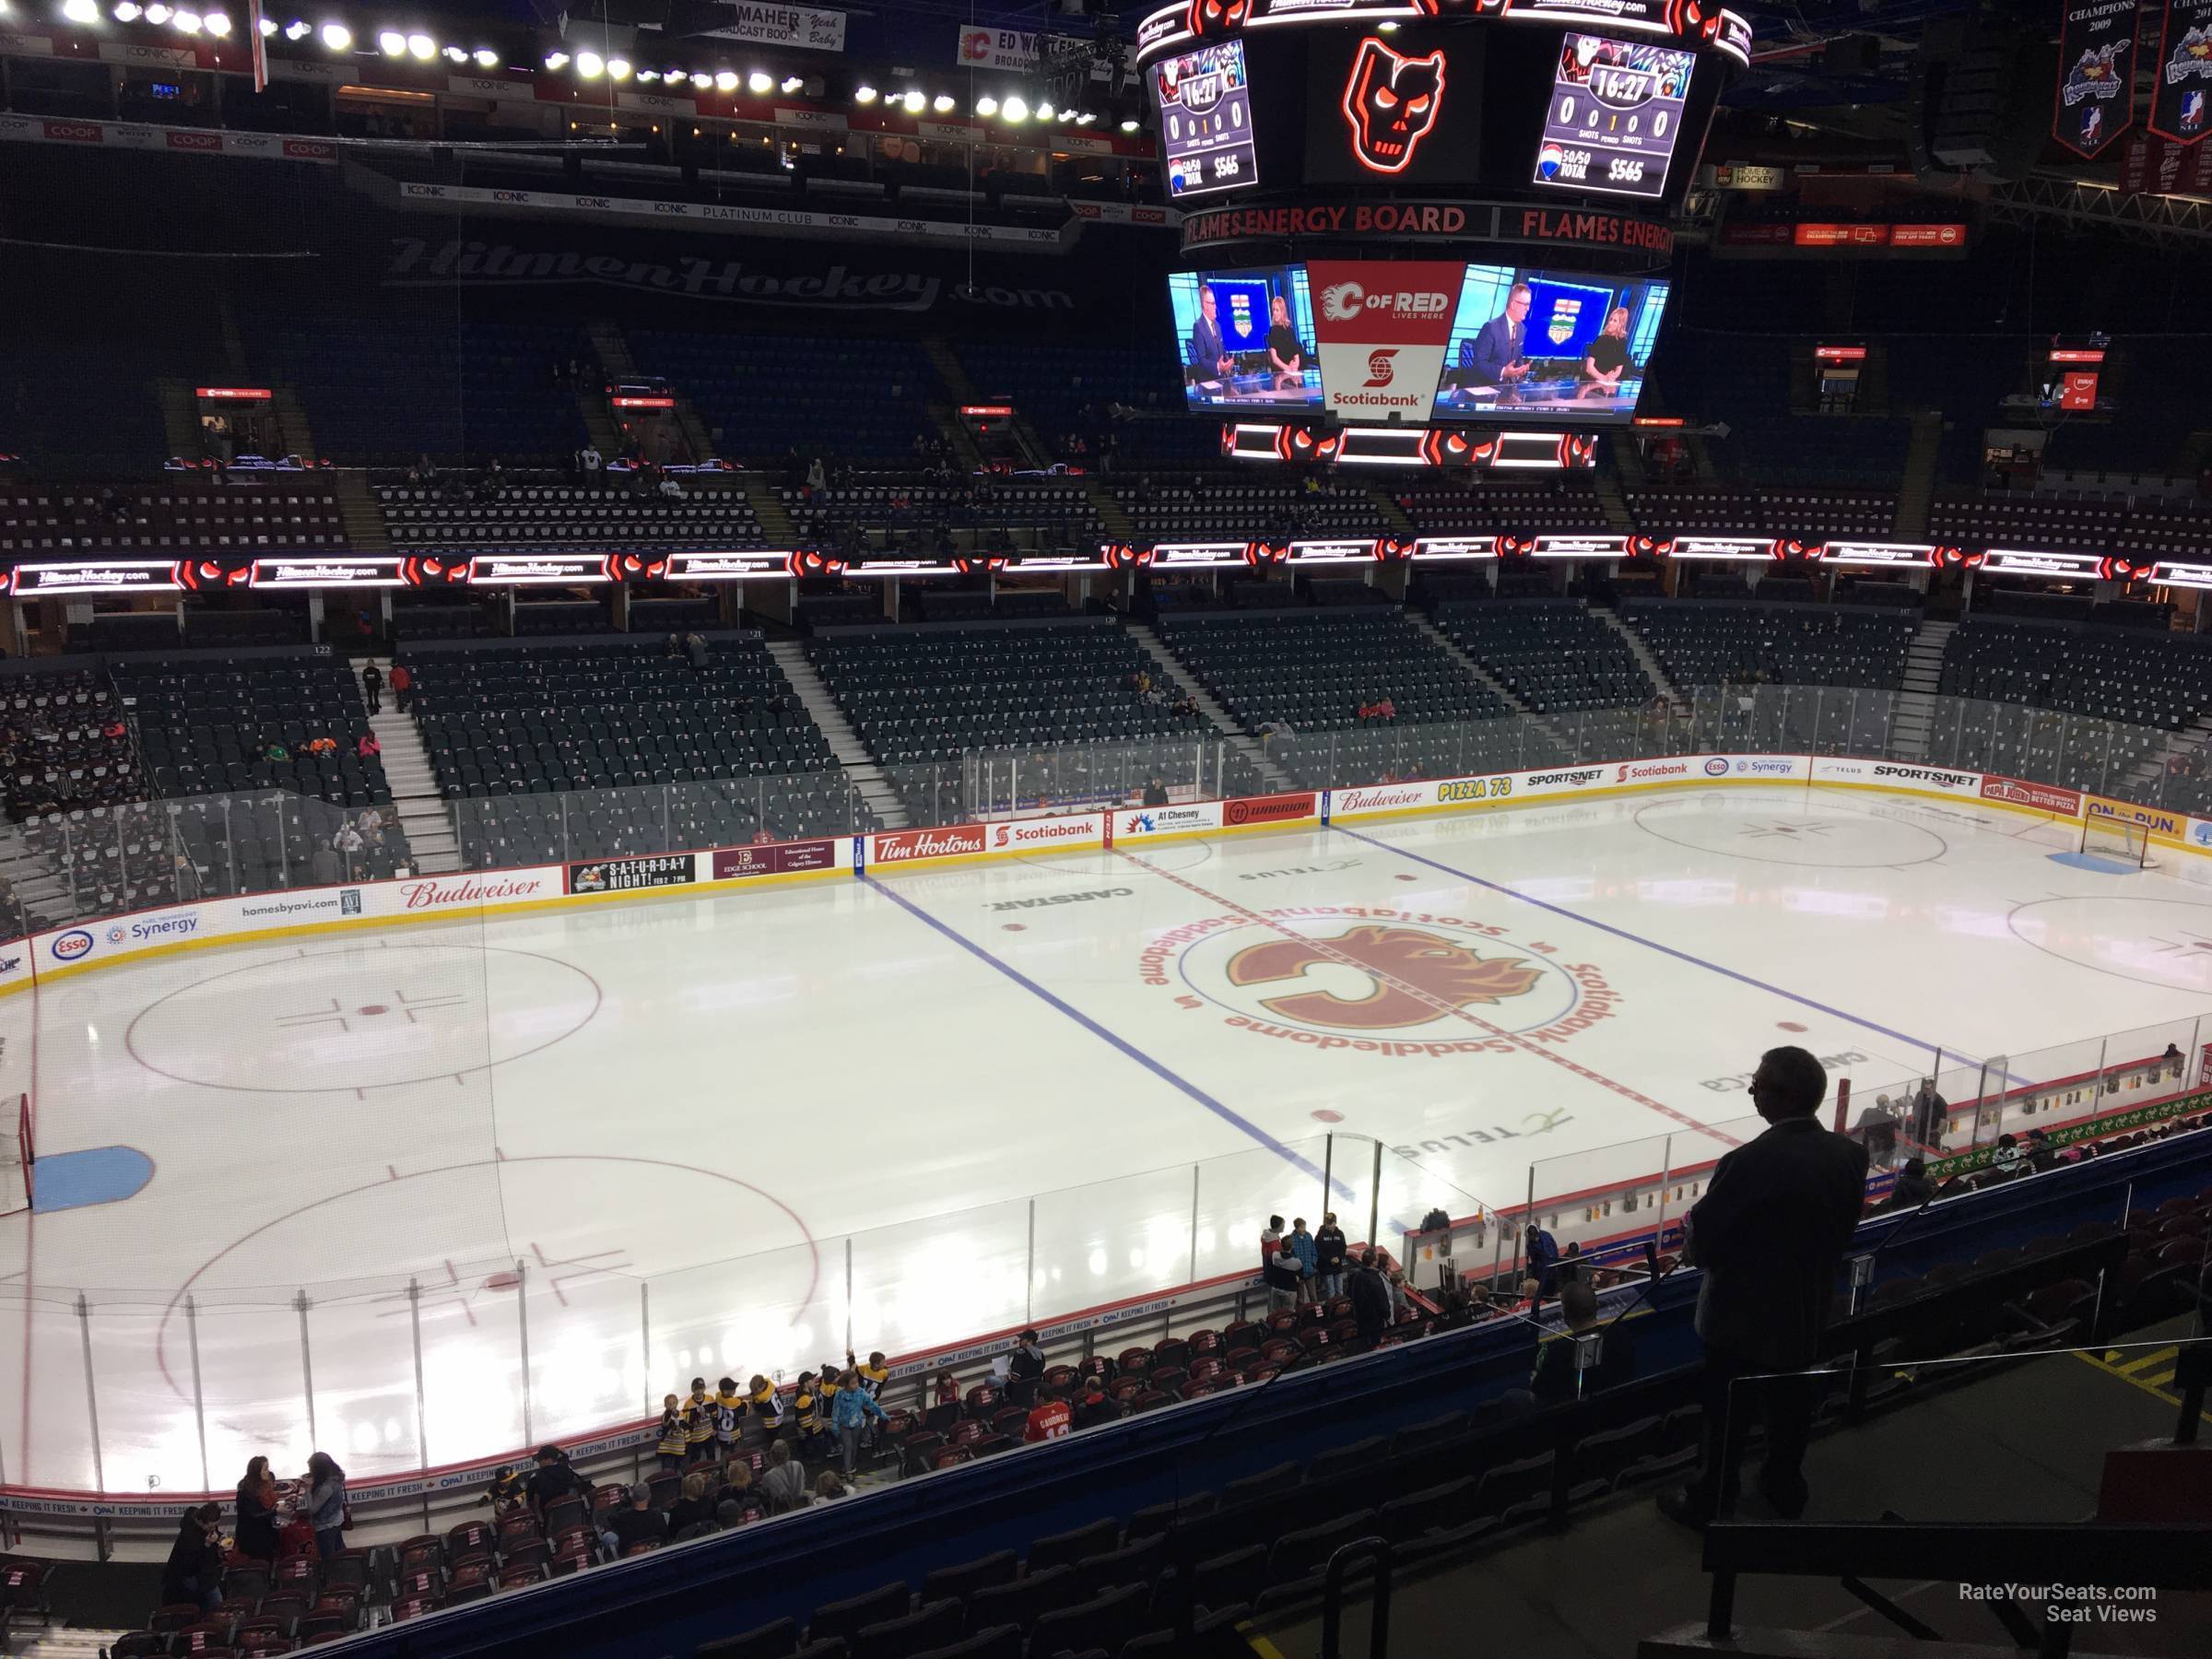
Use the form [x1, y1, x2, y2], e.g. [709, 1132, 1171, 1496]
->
[1307, 258, 1463, 424]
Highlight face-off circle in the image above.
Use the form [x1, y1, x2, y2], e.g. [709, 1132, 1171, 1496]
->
[126, 941, 601, 1093]
[2008, 895, 2212, 994]
[1631, 795, 1947, 867]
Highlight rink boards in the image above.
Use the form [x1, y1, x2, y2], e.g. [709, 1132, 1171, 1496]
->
[0, 747, 2171, 994]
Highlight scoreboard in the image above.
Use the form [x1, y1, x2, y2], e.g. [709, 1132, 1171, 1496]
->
[1155, 39, 1262, 200]
[1533, 33, 1696, 203]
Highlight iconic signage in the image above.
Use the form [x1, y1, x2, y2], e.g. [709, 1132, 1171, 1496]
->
[1339, 35, 1448, 175]
[2054, 0, 2141, 158]
[1306, 258, 1462, 424]
[2151, 0, 2212, 142]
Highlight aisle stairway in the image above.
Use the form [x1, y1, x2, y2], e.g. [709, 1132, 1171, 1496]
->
[359, 656, 461, 873]
[1888, 617, 1955, 760]
[766, 641, 909, 829]
[1123, 620, 1289, 790]
[1404, 612, 1534, 716]
[1592, 608, 1684, 709]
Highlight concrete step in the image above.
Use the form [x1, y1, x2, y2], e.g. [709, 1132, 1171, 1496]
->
[767, 640, 909, 828]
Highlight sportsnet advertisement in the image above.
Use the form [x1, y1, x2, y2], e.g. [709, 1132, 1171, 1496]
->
[2150, 0, 2212, 143]
[1305, 259, 1464, 424]
[2054, 0, 2141, 158]
[1331, 754, 1813, 820]
[1810, 758, 1983, 797]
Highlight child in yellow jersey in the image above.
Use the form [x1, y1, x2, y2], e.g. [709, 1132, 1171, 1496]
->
[684, 1377, 715, 1464]
[747, 1374, 782, 1441]
[789, 1372, 826, 1457]
[712, 1377, 744, 1459]
[655, 1394, 688, 1471]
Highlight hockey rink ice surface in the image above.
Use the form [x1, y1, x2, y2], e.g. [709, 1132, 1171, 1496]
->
[5, 780, 2210, 1493]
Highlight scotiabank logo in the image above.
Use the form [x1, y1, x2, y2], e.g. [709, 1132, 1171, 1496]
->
[874, 825, 988, 864]
[991, 818, 1094, 849]
[1618, 760, 1690, 782]
[399, 874, 551, 910]
[1362, 349, 1398, 387]
[1225, 793, 1316, 826]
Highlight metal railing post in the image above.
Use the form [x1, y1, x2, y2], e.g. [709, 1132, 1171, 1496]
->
[76, 1293, 106, 1495]
[408, 1277, 429, 1473]
[185, 1294, 209, 1493]
[515, 1257, 533, 1447]
[1189, 1164, 1201, 1283]
[294, 1290, 316, 1448]
[1368, 1140, 1382, 1251]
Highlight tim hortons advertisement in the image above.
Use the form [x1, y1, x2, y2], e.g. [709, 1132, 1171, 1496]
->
[1306, 259, 1462, 424]
[1981, 775, 2085, 817]
[870, 824, 991, 866]
[711, 838, 842, 879]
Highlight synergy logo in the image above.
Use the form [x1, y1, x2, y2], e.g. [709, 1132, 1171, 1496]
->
[1340, 37, 1447, 174]
[1362, 348, 1398, 387]
[52, 929, 94, 962]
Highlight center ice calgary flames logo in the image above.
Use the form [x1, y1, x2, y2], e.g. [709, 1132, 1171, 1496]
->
[1224, 924, 1542, 1030]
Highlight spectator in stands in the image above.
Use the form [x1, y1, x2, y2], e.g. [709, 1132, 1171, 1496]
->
[579, 443, 603, 476]
[2024, 1128, 2058, 1174]
[1074, 1375, 1119, 1430]
[303, 1451, 346, 1559]
[1314, 1213, 1347, 1300]
[234, 1453, 280, 1562]
[666, 1472, 716, 1535]
[831, 1366, 888, 1477]
[525, 1444, 583, 1524]
[607, 1483, 669, 1555]
[1660, 1046, 1868, 1531]
[1987, 1133, 2026, 1182]
[1386, 1264, 1411, 1320]
[1008, 1329, 1047, 1385]
[685, 1376, 717, 1464]
[1909, 1078, 1947, 1150]
[389, 662, 413, 713]
[806, 455, 827, 496]
[712, 1377, 743, 1460]
[1348, 1249, 1392, 1343]
[761, 1441, 809, 1514]
[1525, 1222, 1563, 1295]
[932, 1370, 960, 1409]
[1141, 776, 1171, 808]
[685, 632, 710, 673]
[1853, 1096, 1899, 1169]
[264, 738, 289, 762]
[655, 1394, 688, 1470]
[715, 1463, 762, 1525]
[357, 732, 381, 760]
[310, 839, 342, 887]
[1882, 1158, 1936, 1212]
[173, 853, 203, 903]
[306, 735, 338, 757]
[1025, 1384, 1073, 1442]
[1518, 1278, 1637, 1407]
[162, 1502, 228, 1614]
[1288, 1217, 1319, 1302]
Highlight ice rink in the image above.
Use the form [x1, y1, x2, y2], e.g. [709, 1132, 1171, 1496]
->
[4, 779, 2208, 1495]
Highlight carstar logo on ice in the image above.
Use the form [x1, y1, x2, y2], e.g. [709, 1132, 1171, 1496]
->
[1363, 349, 1398, 387]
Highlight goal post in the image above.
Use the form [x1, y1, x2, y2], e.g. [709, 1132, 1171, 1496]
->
[0, 1091, 29, 1218]
[2080, 814, 2152, 870]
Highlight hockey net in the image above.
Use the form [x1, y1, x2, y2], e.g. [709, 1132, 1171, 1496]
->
[2080, 814, 2153, 869]
[0, 1092, 29, 1218]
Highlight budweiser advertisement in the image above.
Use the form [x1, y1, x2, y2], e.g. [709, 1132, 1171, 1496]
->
[1306, 259, 1464, 424]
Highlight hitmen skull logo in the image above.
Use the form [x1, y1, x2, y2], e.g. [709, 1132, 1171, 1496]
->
[1340, 37, 1447, 175]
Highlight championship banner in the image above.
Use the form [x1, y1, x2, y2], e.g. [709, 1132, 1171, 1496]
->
[1305, 259, 1462, 424]
[2150, 0, 2212, 141]
[2054, 0, 2141, 158]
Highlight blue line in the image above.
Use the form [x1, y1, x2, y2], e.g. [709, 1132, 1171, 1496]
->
[861, 874, 1344, 1195]
[1334, 825, 1961, 1066]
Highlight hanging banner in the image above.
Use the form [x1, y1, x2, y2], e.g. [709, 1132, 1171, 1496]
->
[1304, 259, 1462, 425]
[704, 4, 847, 53]
[2053, 0, 2141, 158]
[956, 26, 1040, 72]
[2150, 0, 2212, 140]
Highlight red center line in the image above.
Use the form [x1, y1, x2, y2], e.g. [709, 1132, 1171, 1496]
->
[1115, 847, 1741, 1151]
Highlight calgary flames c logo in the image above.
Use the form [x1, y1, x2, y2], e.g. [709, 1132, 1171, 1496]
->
[1223, 924, 1542, 1030]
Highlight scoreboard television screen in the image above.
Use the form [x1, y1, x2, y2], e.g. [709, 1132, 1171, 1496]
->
[1170, 265, 1324, 411]
[1154, 39, 1261, 200]
[1532, 32, 1696, 203]
[1431, 263, 1671, 425]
